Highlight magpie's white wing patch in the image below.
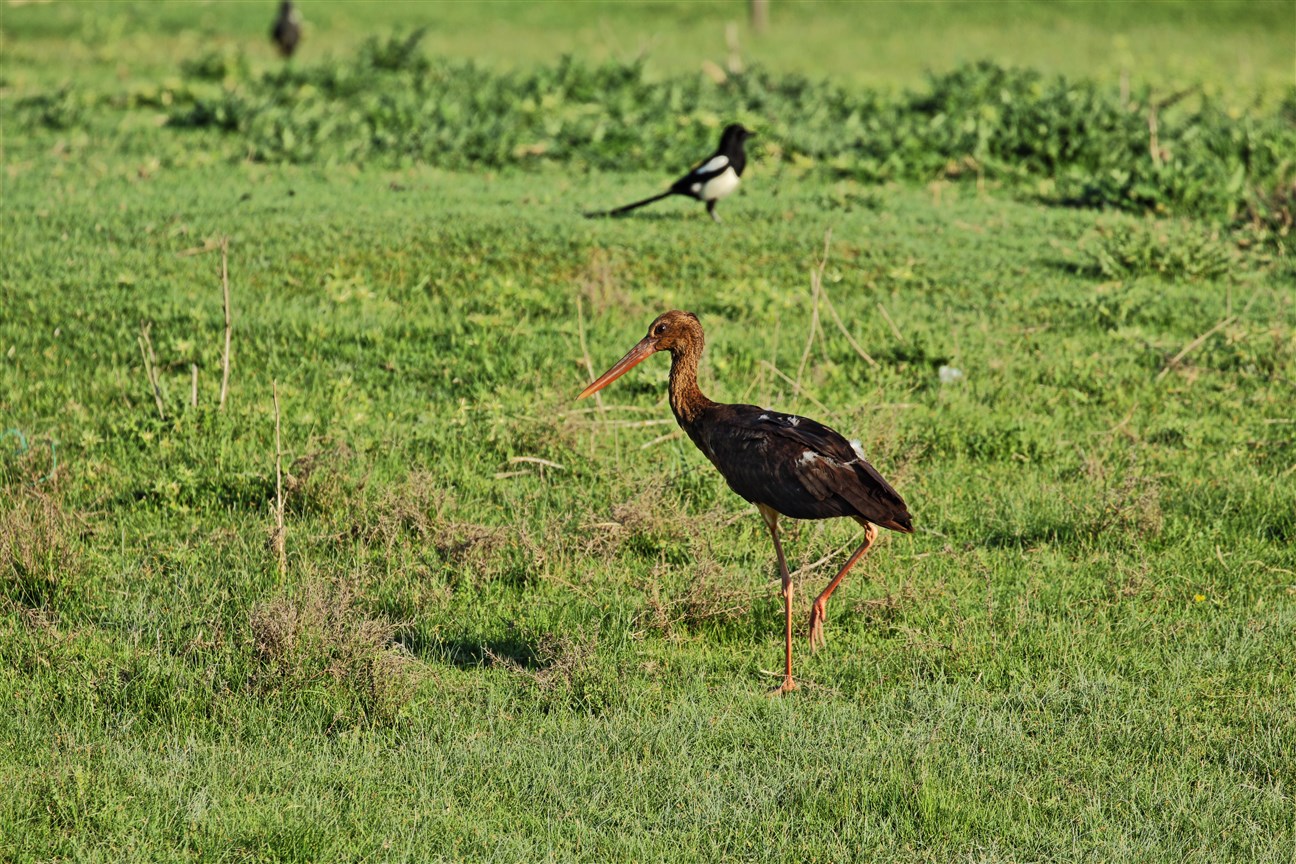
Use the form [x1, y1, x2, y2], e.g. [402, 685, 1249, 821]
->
[694, 155, 730, 177]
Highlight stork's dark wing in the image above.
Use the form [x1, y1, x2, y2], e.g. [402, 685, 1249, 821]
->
[694, 404, 912, 530]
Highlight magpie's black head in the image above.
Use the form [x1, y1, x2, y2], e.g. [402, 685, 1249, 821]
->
[719, 124, 755, 153]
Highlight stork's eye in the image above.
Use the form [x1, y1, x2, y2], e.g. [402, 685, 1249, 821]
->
[653, 323, 668, 336]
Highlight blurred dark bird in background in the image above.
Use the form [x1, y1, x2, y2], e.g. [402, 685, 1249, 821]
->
[271, 1, 302, 59]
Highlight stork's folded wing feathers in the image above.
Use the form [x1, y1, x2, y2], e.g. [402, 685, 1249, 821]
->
[752, 411, 861, 463]
[695, 405, 912, 530]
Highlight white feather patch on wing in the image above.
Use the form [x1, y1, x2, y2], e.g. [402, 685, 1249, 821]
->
[695, 154, 730, 176]
[798, 450, 820, 465]
[849, 439, 867, 461]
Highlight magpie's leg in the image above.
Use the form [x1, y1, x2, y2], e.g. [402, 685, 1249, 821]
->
[706, 200, 721, 223]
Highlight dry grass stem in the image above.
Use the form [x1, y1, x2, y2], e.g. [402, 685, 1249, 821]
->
[575, 295, 605, 415]
[508, 456, 565, 470]
[789, 534, 868, 579]
[176, 238, 222, 257]
[640, 429, 683, 450]
[818, 282, 879, 368]
[758, 360, 829, 415]
[137, 321, 166, 420]
[272, 380, 286, 576]
[725, 21, 743, 74]
[794, 229, 831, 398]
[1157, 316, 1235, 381]
[571, 417, 675, 430]
[1148, 104, 1162, 168]
[494, 455, 565, 480]
[190, 364, 198, 407]
[219, 237, 232, 410]
[878, 303, 906, 344]
[560, 405, 660, 417]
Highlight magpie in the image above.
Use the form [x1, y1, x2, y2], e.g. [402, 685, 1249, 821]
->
[588, 124, 755, 223]
[271, 1, 302, 59]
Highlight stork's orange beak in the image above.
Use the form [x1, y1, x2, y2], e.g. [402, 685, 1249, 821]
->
[577, 337, 658, 400]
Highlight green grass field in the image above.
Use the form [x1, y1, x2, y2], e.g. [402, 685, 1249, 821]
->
[3, 2, 1295, 861]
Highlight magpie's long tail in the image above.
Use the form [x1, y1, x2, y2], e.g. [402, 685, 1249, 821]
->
[585, 190, 674, 218]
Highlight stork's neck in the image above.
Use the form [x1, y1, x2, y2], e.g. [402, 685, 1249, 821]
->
[667, 343, 713, 426]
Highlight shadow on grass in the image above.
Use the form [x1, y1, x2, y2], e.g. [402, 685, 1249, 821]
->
[398, 629, 539, 670]
[976, 519, 1095, 550]
[580, 209, 719, 223]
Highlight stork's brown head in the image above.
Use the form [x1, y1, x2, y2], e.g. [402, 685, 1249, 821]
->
[577, 310, 703, 400]
[643, 310, 702, 353]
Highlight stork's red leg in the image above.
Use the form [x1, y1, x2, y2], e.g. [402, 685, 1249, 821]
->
[809, 521, 878, 652]
[758, 504, 797, 694]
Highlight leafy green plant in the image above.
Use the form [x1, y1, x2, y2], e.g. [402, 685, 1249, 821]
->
[1081, 219, 1236, 280]
[155, 38, 1296, 232]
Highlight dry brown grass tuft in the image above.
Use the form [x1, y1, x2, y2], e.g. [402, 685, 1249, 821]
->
[283, 439, 357, 516]
[638, 553, 758, 634]
[609, 475, 703, 539]
[1, 487, 82, 610]
[485, 625, 619, 711]
[486, 629, 597, 693]
[1079, 450, 1164, 540]
[249, 576, 424, 722]
[852, 580, 947, 628]
[356, 470, 451, 551]
[349, 470, 550, 586]
[577, 247, 638, 318]
[434, 521, 508, 570]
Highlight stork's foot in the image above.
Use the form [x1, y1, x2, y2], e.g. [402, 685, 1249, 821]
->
[808, 600, 828, 652]
[768, 675, 798, 696]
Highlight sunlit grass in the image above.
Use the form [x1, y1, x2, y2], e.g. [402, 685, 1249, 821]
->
[2, 2, 1294, 861]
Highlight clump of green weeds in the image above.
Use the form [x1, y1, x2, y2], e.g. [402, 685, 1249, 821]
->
[1236, 176, 1296, 259]
[1081, 219, 1236, 280]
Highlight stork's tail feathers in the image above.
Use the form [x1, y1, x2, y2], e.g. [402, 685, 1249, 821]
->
[878, 515, 914, 534]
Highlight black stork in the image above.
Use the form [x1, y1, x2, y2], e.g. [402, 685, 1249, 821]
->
[270, 1, 302, 59]
[579, 310, 913, 694]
